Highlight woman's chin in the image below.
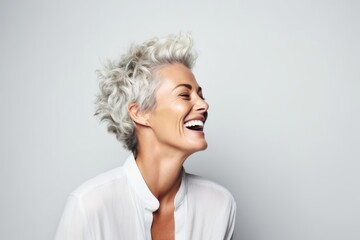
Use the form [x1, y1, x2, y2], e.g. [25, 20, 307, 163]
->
[187, 141, 208, 154]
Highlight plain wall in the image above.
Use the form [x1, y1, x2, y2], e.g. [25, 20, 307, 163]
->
[1, 0, 359, 239]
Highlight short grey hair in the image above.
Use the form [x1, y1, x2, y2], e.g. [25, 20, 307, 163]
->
[95, 33, 197, 153]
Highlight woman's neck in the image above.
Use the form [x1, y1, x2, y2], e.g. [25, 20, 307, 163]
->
[135, 149, 187, 204]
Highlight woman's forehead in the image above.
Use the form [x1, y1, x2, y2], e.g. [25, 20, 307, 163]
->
[155, 63, 200, 90]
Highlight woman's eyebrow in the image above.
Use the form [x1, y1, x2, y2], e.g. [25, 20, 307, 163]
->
[173, 84, 202, 93]
[173, 83, 192, 90]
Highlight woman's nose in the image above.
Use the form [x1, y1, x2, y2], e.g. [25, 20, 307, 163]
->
[195, 97, 209, 112]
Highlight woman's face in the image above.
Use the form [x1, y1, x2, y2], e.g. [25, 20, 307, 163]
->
[147, 63, 209, 156]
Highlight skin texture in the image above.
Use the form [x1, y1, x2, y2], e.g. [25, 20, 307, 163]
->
[128, 63, 209, 240]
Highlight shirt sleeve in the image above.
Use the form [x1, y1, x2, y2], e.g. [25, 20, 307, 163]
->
[54, 195, 93, 240]
[225, 197, 237, 240]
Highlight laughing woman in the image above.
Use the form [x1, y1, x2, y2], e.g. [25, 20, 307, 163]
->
[54, 33, 236, 240]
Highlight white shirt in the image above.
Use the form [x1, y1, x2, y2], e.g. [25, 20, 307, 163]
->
[54, 155, 236, 240]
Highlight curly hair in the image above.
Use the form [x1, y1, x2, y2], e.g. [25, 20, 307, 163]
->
[95, 33, 197, 154]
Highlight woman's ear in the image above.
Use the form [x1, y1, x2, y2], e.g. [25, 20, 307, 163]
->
[128, 103, 150, 126]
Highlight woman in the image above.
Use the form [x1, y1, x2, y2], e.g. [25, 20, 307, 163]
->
[55, 33, 236, 240]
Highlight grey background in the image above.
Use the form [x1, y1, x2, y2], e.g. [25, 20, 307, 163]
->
[1, 0, 359, 239]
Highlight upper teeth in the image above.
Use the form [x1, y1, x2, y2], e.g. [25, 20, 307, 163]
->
[184, 120, 204, 127]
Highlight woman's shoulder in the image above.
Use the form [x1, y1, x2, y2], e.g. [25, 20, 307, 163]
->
[184, 172, 236, 231]
[71, 165, 127, 199]
[185, 173, 236, 204]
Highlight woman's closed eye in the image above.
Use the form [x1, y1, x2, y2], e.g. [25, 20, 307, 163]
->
[179, 93, 190, 99]
[179, 91, 205, 101]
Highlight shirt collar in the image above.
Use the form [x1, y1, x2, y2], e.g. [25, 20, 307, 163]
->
[123, 154, 187, 212]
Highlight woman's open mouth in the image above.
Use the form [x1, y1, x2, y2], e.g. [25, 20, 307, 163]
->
[184, 120, 204, 131]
